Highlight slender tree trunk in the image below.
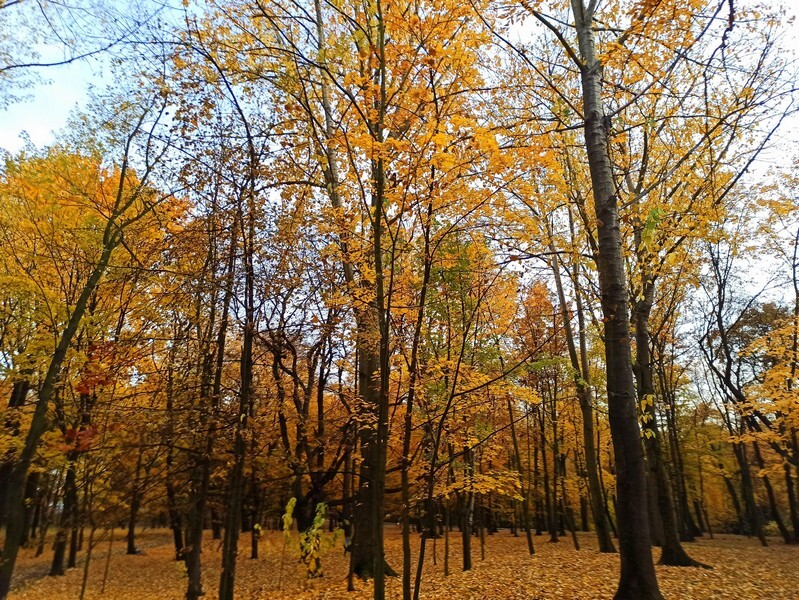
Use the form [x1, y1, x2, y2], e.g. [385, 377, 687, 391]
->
[753, 442, 790, 543]
[571, 3, 661, 596]
[184, 454, 211, 600]
[733, 442, 767, 546]
[533, 435, 544, 535]
[444, 500, 450, 577]
[0, 380, 31, 534]
[633, 277, 703, 567]
[127, 443, 144, 555]
[165, 364, 184, 561]
[721, 469, 745, 534]
[51, 461, 79, 576]
[20, 471, 39, 548]
[401, 203, 433, 600]
[185, 194, 238, 600]
[550, 229, 616, 552]
[460, 473, 474, 572]
[508, 399, 535, 555]
[559, 455, 580, 550]
[785, 464, 799, 542]
[663, 384, 700, 540]
[219, 180, 257, 600]
[36, 469, 61, 557]
[539, 408, 557, 543]
[78, 525, 97, 600]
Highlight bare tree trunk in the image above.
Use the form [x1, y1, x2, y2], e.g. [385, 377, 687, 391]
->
[126, 443, 144, 555]
[508, 399, 535, 555]
[51, 461, 79, 576]
[401, 202, 434, 600]
[550, 226, 616, 552]
[165, 363, 184, 561]
[219, 174, 257, 600]
[733, 442, 767, 546]
[753, 442, 791, 543]
[569, 3, 661, 596]
[79, 525, 98, 600]
[634, 275, 704, 567]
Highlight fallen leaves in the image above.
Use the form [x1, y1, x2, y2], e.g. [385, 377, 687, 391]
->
[10, 526, 799, 599]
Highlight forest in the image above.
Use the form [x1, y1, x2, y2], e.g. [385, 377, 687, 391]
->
[1, 0, 798, 598]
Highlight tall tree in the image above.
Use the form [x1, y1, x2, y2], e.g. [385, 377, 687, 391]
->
[0, 93, 173, 600]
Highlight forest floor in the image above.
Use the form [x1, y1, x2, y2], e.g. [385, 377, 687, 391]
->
[9, 525, 799, 599]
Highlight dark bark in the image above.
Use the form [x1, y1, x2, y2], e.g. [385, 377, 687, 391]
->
[533, 439, 544, 535]
[539, 407, 557, 543]
[733, 442, 767, 546]
[459, 455, 474, 572]
[753, 442, 791, 543]
[559, 455, 580, 550]
[165, 363, 184, 561]
[550, 233, 616, 552]
[185, 184, 238, 600]
[219, 179, 257, 600]
[633, 276, 704, 567]
[508, 398, 535, 555]
[309, 1, 391, 593]
[570, 3, 662, 596]
[20, 471, 39, 548]
[785, 464, 799, 542]
[0, 109, 160, 600]
[721, 469, 745, 533]
[50, 461, 79, 576]
[126, 444, 144, 555]
[0, 242, 117, 599]
[0, 380, 31, 534]
[400, 201, 433, 600]
[349, 317, 392, 582]
[661, 372, 700, 541]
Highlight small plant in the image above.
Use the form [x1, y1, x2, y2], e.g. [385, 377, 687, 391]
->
[300, 502, 326, 578]
[277, 497, 296, 590]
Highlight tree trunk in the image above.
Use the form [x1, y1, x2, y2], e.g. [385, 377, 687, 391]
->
[753, 442, 791, 543]
[20, 471, 39, 548]
[349, 317, 392, 582]
[0, 380, 31, 534]
[165, 365, 184, 561]
[508, 399, 535, 555]
[51, 461, 79, 576]
[550, 230, 616, 552]
[218, 183, 257, 600]
[733, 442, 767, 546]
[460, 484, 474, 571]
[571, 3, 661, 596]
[559, 455, 580, 550]
[539, 407, 557, 543]
[785, 463, 799, 542]
[400, 206, 433, 600]
[127, 444, 144, 555]
[634, 277, 703, 567]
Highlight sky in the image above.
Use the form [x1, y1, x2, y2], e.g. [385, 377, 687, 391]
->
[0, 59, 101, 153]
[0, 1, 796, 155]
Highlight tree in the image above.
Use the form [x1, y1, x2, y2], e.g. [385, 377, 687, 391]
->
[0, 92, 173, 600]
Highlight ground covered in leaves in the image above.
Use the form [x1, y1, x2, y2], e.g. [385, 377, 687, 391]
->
[10, 526, 799, 599]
